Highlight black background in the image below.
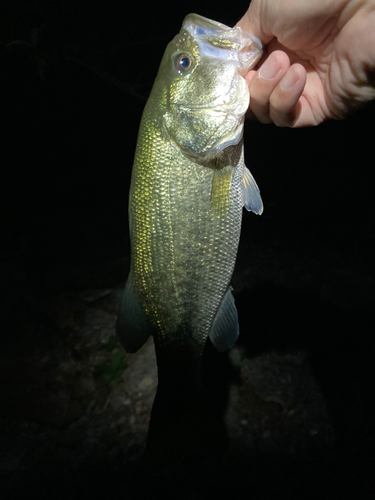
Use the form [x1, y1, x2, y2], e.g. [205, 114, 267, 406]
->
[1, 1, 375, 498]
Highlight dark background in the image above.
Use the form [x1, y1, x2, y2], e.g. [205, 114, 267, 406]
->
[1, 1, 375, 498]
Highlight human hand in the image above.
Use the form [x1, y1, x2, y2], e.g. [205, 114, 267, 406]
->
[236, 0, 375, 127]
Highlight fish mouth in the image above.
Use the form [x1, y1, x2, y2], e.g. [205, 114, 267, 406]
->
[182, 13, 262, 75]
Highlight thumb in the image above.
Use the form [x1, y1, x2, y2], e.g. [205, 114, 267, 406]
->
[235, 3, 274, 45]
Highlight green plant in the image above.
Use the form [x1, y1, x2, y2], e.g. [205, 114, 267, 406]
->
[94, 337, 127, 383]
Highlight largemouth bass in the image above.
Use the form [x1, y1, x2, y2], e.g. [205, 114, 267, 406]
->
[117, 14, 263, 387]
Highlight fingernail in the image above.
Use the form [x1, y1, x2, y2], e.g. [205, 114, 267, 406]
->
[258, 55, 280, 81]
[280, 70, 299, 91]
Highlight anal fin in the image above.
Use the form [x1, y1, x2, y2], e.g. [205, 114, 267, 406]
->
[208, 286, 239, 352]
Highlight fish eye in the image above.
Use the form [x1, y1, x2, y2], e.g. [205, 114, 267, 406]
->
[174, 53, 192, 73]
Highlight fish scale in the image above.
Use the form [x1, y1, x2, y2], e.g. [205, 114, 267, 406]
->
[133, 108, 241, 344]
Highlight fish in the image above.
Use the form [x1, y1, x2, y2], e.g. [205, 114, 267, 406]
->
[116, 14, 263, 392]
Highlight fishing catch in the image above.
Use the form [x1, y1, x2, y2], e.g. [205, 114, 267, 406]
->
[117, 14, 263, 387]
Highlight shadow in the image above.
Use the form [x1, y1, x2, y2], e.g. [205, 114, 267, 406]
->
[143, 338, 239, 466]
[135, 283, 375, 497]
[136, 280, 375, 495]
[235, 282, 375, 464]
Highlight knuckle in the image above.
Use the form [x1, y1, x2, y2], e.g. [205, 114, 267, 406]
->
[269, 93, 286, 114]
[271, 108, 296, 127]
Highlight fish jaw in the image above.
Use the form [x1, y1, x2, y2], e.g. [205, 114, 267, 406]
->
[165, 73, 249, 160]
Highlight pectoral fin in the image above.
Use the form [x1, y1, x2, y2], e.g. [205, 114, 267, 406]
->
[242, 165, 263, 215]
[208, 286, 239, 352]
[116, 271, 153, 353]
[211, 166, 232, 217]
